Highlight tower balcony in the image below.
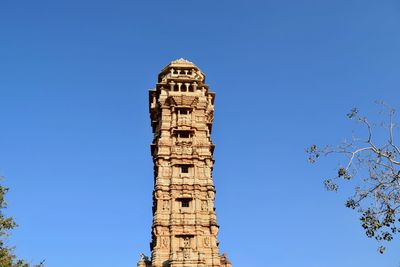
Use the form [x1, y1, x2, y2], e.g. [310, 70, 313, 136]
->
[171, 213, 195, 223]
[169, 250, 206, 266]
[170, 177, 195, 186]
[169, 214, 213, 226]
[152, 216, 200, 227]
[176, 117, 192, 127]
[172, 145, 193, 156]
[170, 112, 194, 129]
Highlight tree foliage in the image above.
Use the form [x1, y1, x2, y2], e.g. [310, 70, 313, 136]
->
[307, 103, 400, 253]
[0, 178, 43, 266]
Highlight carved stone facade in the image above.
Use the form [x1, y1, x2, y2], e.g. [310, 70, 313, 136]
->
[138, 59, 231, 267]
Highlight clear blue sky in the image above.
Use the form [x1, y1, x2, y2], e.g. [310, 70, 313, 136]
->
[1, 1, 400, 266]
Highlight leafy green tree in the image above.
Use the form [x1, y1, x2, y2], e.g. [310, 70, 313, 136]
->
[307, 103, 400, 253]
[0, 178, 43, 266]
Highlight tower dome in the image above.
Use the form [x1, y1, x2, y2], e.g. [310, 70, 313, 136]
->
[158, 58, 206, 83]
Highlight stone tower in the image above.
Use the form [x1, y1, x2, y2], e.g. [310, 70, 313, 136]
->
[138, 59, 231, 267]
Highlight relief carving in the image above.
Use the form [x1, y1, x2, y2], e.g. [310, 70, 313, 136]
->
[201, 200, 208, 211]
[161, 237, 169, 248]
[162, 200, 169, 211]
[204, 237, 210, 247]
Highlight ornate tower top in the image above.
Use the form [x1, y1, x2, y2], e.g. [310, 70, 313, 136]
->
[164, 58, 198, 69]
[140, 60, 231, 267]
[157, 58, 206, 84]
[171, 58, 195, 65]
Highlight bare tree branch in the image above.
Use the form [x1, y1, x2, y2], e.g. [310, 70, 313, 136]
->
[307, 103, 400, 253]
